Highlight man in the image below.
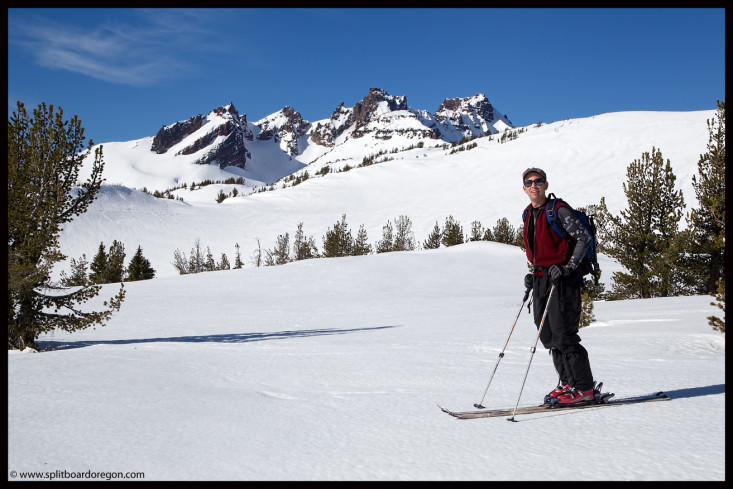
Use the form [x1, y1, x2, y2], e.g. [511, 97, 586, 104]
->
[521, 167, 597, 405]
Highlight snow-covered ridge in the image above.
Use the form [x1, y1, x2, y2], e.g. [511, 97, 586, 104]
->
[80, 88, 515, 193]
[65, 108, 715, 280]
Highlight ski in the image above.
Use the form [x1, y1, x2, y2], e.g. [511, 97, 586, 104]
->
[439, 391, 669, 419]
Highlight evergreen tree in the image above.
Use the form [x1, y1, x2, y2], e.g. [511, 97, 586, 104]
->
[292, 222, 318, 261]
[172, 249, 189, 274]
[8, 101, 124, 349]
[218, 253, 231, 271]
[353, 224, 372, 255]
[216, 189, 227, 203]
[604, 147, 685, 299]
[204, 246, 216, 271]
[579, 289, 595, 329]
[188, 238, 205, 273]
[423, 222, 442, 249]
[469, 221, 485, 242]
[651, 157, 687, 297]
[513, 224, 524, 248]
[441, 215, 464, 247]
[271, 233, 291, 265]
[392, 215, 416, 251]
[579, 275, 605, 328]
[60, 254, 90, 287]
[127, 246, 156, 281]
[688, 101, 725, 332]
[322, 214, 353, 257]
[482, 227, 495, 242]
[105, 240, 126, 283]
[376, 220, 394, 253]
[89, 242, 108, 284]
[251, 238, 263, 267]
[492, 217, 518, 245]
[233, 243, 243, 269]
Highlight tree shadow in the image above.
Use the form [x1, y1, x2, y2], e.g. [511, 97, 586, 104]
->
[37, 325, 400, 351]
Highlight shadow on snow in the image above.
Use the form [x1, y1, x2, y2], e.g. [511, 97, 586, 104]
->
[662, 383, 725, 399]
[37, 325, 400, 351]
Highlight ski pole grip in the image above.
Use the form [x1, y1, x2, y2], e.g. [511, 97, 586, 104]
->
[522, 287, 531, 303]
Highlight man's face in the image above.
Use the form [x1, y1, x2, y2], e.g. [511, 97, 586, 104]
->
[523, 172, 548, 205]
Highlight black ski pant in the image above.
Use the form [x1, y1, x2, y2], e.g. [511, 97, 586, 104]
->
[532, 268, 594, 391]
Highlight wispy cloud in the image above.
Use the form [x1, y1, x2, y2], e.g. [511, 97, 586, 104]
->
[9, 9, 225, 86]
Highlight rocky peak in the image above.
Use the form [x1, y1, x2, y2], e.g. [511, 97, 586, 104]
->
[352, 87, 407, 131]
[255, 106, 310, 156]
[150, 103, 252, 169]
[434, 93, 504, 137]
[151, 114, 205, 154]
[435, 94, 495, 122]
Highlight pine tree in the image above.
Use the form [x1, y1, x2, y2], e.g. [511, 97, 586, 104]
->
[8, 101, 124, 349]
[392, 215, 416, 251]
[604, 147, 685, 299]
[251, 238, 263, 267]
[579, 275, 605, 328]
[216, 189, 227, 203]
[492, 217, 518, 245]
[89, 242, 108, 284]
[688, 101, 725, 332]
[513, 224, 524, 248]
[127, 246, 156, 281]
[441, 215, 464, 247]
[469, 221, 485, 242]
[271, 233, 291, 265]
[233, 243, 243, 269]
[204, 246, 216, 271]
[376, 220, 394, 253]
[188, 238, 205, 273]
[292, 222, 318, 261]
[322, 214, 353, 257]
[218, 253, 231, 271]
[423, 221, 442, 249]
[172, 249, 189, 274]
[60, 254, 90, 287]
[106, 240, 126, 283]
[353, 224, 372, 255]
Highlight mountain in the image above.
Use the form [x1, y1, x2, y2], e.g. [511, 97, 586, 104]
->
[150, 102, 252, 169]
[62, 108, 714, 279]
[79, 88, 513, 192]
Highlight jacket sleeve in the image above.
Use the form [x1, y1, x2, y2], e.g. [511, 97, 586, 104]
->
[557, 206, 591, 271]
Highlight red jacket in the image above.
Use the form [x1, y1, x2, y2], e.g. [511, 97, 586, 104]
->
[522, 201, 572, 267]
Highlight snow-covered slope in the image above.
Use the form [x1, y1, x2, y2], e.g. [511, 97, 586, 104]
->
[8, 243, 725, 480]
[60, 109, 713, 279]
[9, 101, 724, 481]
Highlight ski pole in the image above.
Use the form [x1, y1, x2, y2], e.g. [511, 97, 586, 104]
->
[474, 286, 532, 409]
[507, 283, 556, 422]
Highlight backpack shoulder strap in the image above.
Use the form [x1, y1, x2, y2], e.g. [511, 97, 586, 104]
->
[521, 203, 533, 224]
[544, 193, 569, 239]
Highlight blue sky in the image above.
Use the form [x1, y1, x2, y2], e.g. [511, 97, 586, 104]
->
[8, 8, 725, 144]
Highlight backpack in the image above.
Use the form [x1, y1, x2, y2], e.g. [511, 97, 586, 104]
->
[524, 193, 601, 286]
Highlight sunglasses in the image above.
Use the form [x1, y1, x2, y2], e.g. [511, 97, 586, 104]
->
[523, 178, 546, 187]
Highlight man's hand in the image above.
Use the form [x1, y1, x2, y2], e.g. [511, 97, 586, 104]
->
[524, 273, 533, 290]
[549, 264, 571, 283]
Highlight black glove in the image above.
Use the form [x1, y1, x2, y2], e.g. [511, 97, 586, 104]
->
[549, 264, 571, 283]
[524, 273, 533, 291]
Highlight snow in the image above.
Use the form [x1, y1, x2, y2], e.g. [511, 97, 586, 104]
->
[8, 108, 724, 480]
[8, 243, 724, 480]
[59, 110, 713, 280]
